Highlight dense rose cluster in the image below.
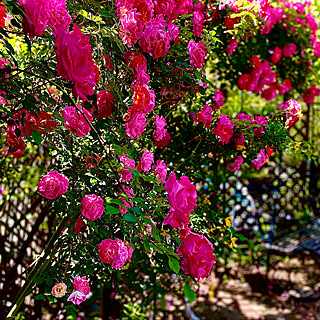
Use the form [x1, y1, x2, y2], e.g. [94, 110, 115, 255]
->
[98, 238, 133, 269]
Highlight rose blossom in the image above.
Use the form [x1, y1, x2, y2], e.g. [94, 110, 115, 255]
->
[119, 154, 135, 182]
[98, 238, 134, 269]
[192, 104, 213, 128]
[283, 43, 296, 57]
[302, 85, 320, 104]
[226, 38, 238, 55]
[177, 230, 215, 281]
[37, 170, 69, 199]
[81, 194, 105, 221]
[192, 10, 204, 37]
[140, 149, 154, 172]
[213, 114, 233, 144]
[95, 90, 114, 118]
[125, 112, 146, 139]
[253, 115, 267, 138]
[283, 99, 302, 117]
[270, 46, 282, 64]
[252, 149, 268, 170]
[73, 276, 90, 295]
[119, 186, 134, 214]
[67, 291, 87, 305]
[188, 40, 207, 69]
[226, 155, 244, 172]
[163, 172, 197, 228]
[61, 106, 92, 138]
[55, 24, 97, 99]
[261, 87, 277, 101]
[51, 283, 67, 298]
[314, 42, 320, 58]
[152, 160, 167, 183]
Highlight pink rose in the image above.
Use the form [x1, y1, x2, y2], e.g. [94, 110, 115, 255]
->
[192, 10, 204, 37]
[163, 172, 197, 228]
[37, 170, 69, 199]
[270, 46, 282, 64]
[314, 42, 320, 58]
[283, 43, 297, 57]
[213, 114, 233, 144]
[226, 155, 244, 172]
[253, 115, 268, 138]
[302, 85, 320, 104]
[67, 291, 87, 305]
[119, 8, 144, 47]
[61, 106, 92, 138]
[98, 238, 133, 269]
[252, 149, 268, 170]
[279, 79, 291, 95]
[226, 38, 239, 55]
[81, 194, 105, 221]
[235, 113, 252, 123]
[51, 283, 67, 298]
[177, 230, 215, 281]
[73, 276, 90, 295]
[55, 24, 97, 99]
[212, 90, 224, 109]
[188, 40, 207, 69]
[128, 85, 155, 114]
[152, 160, 167, 183]
[237, 74, 252, 91]
[283, 99, 302, 117]
[140, 149, 154, 172]
[119, 154, 135, 182]
[119, 186, 135, 214]
[125, 112, 146, 139]
[192, 104, 213, 129]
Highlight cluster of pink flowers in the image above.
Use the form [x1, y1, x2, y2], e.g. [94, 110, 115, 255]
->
[163, 172, 197, 228]
[58, 276, 91, 305]
[177, 229, 215, 282]
[37, 170, 69, 200]
[98, 238, 133, 269]
[139, 148, 154, 172]
[81, 195, 105, 221]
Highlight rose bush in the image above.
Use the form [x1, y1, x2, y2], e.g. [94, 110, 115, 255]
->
[0, 0, 318, 318]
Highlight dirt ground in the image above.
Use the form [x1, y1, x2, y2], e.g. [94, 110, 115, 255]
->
[161, 255, 320, 320]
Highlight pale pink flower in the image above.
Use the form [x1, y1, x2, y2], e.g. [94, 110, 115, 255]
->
[51, 283, 67, 298]
[67, 291, 87, 305]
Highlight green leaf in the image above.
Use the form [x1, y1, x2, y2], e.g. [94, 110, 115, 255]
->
[168, 256, 180, 274]
[54, 112, 66, 123]
[129, 207, 142, 215]
[34, 294, 45, 301]
[106, 205, 120, 215]
[184, 282, 196, 303]
[151, 226, 161, 242]
[32, 130, 42, 145]
[123, 212, 139, 223]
